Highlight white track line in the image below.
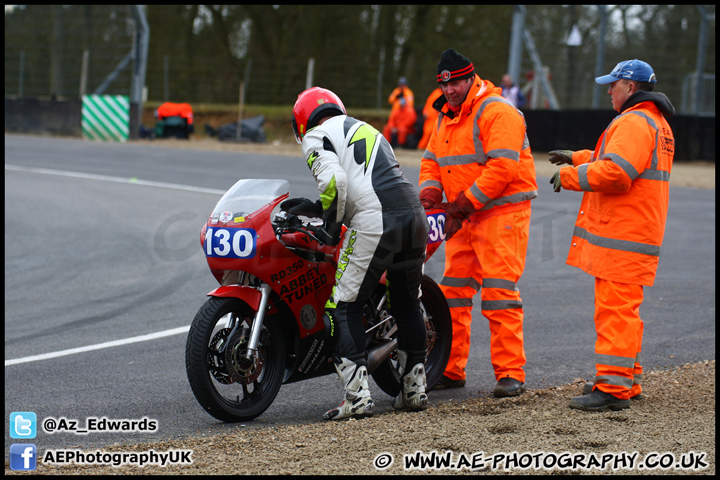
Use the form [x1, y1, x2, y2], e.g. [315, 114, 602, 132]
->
[5, 164, 225, 195]
[5, 326, 190, 366]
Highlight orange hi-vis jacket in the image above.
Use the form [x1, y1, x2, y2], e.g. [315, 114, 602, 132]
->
[419, 76, 537, 217]
[388, 86, 414, 112]
[560, 92, 675, 287]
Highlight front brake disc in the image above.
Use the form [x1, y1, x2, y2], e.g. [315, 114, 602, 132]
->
[225, 325, 265, 385]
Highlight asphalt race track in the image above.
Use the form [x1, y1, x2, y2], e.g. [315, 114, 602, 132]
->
[4, 134, 715, 455]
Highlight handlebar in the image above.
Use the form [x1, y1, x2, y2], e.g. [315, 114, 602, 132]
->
[273, 211, 336, 263]
[274, 210, 323, 241]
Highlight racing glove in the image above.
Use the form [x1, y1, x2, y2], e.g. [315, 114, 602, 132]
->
[280, 197, 323, 218]
[548, 150, 574, 166]
[550, 171, 563, 192]
[316, 220, 342, 247]
[440, 190, 475, 240]
[419, 187, 443, 210]
[314, 204, 342, 247]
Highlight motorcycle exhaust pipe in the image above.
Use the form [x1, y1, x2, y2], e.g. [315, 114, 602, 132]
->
[366, 338, 397, 374]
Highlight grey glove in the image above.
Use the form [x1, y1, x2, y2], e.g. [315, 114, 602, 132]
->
[550, 171, 563, 193]
[548, 150, 574, 166]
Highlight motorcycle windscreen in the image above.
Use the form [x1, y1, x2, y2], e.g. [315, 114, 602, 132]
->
[211, 178, 290, 221]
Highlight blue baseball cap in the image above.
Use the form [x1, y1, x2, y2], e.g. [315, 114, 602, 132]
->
[596, 59, 657, 85]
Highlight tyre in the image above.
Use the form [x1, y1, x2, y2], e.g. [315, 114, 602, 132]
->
[185, 296, 285, 422]
[371, 275, 452, 397]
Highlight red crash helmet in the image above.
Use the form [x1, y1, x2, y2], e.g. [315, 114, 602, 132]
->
[291, 87, 346, 143]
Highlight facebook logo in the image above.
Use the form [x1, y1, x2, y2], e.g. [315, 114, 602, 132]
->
[10, 411, 37, 439]
[10, 444, 37, 470]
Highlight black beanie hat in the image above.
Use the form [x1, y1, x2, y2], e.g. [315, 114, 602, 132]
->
[437, 48, 475, 83]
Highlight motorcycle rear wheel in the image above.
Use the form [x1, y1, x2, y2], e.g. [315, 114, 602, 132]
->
[185, 296, 285, 422]
[372, 274, 452, 397]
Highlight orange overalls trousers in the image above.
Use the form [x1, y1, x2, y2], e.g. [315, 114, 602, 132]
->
[441, 204, 531, 383]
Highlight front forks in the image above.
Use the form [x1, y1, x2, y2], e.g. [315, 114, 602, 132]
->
[238, 283, 272, 364]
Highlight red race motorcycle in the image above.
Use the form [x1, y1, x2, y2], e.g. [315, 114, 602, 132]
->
[185, 178, 451, 422]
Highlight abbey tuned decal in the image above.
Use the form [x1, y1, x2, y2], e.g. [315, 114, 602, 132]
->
[278, 263, 329, 305]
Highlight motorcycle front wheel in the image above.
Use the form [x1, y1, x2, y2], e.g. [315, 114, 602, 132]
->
[372, 274, 452, 397]
[185, 296, 285, 422]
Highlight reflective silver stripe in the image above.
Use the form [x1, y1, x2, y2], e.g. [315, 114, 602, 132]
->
[419, 179, 444, 191]
[628, 110, 658, 132]
[441, 276, 481, 291]
[602, 152, 639, 181]
[487, 148, 520, 162]
[593, 375, 633, 389]
[595, 353, 636, 369]
[447, 297, 473, 308]
[633, 373, 643, 385]
[483, 189, 537, 211]
[469, 183, 492, 206]
[438, 153, 483, 167]
[482, 278, 518, 291]
[638, 169, 670, 182]
[635, 352, 642, 364]
[573, 226, 661, 257]
[578, 163, 593, 192]
[597, 131, 608, 159]
[423, 150, 438, 162]
[481, 299, 523, 310]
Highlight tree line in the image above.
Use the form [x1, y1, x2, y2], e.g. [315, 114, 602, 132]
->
[4, 5, 714, 110]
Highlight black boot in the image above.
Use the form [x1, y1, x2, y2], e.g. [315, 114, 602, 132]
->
[493, 377, 526, 398]
[569, 389, 631, 412]
[582, 382, 642, 400]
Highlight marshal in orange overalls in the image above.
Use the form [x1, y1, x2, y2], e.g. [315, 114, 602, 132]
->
[419, 75, 538, 384]
[559, 93, 675, 399]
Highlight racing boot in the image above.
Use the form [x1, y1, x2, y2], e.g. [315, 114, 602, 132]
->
[323, 357, 375, 420]
[392, 350, 429, 411]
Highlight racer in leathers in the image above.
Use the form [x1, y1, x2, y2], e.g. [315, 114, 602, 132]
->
[285, 87, 429, 420]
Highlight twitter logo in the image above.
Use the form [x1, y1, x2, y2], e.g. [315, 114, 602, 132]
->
[10, 412, 37, 439]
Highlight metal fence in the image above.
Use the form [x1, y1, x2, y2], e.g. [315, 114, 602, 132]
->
[515, 5, 716, 116]
[4, 5, 715, 116]
[5, 5, 136, 100]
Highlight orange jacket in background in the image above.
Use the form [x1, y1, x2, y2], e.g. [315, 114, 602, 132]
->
[418, 88, 443, 151]
[560, 97, 675, 286]
[157, 102, 194, 125]
[388, 86, 414, 113]
[420, 75, 537, 216]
